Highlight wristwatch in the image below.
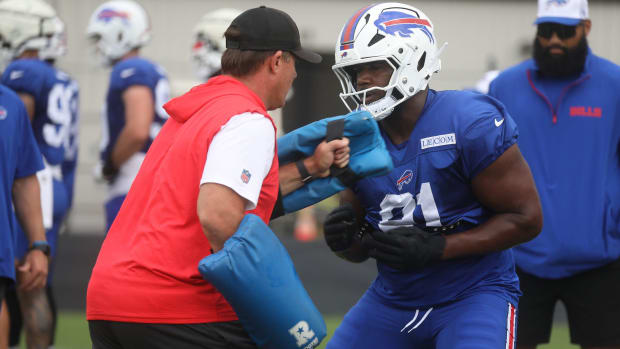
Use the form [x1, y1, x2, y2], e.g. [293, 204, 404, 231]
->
[29, 240, 51, 256]
[295, 159, 313, 183]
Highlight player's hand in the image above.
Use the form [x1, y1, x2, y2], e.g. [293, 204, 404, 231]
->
[310, 138, 350, 178]
[362, 226, 446, 271]
[16, 250, 49, 291]
[101, 155, 119, 184]
[323, 204, 358, 252]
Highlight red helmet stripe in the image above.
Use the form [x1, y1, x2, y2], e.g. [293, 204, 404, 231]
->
[384, 18, 431, 27]
[340, 5, 374, 50]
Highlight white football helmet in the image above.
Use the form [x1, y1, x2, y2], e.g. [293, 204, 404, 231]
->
[86, 0, 151, 66]
[0, 0, 57, 69]
[39, 16, 67, 62]
[192, 8, 241, 81]
[333, 3, 447, 120]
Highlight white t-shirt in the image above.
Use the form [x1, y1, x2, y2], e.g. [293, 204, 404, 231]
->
[200, 112, 275, 210]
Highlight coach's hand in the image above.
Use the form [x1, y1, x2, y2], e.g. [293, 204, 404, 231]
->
[311, 138, 350, 178]
[362, 226, 446, 271]
[323, 204, 358, 252]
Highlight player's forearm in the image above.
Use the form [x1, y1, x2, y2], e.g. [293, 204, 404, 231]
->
[109, 127, 148, 168]
[12, 175, 46, 244]
[441, 211, 542, 260]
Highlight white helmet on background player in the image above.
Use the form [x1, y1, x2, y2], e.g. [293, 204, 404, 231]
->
[192, 8, 241, 81]
[39, 16, 67, 62]
[86, 0, 151, 66]
[333, 3, 446, 120]
[0, 0, 56, 69]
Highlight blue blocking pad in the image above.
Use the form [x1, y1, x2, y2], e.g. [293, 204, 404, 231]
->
[278, 110, 393, 213]
[198, 214, 326, 349]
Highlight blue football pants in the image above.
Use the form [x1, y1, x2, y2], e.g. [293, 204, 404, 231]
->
[326, 289, 517, 349]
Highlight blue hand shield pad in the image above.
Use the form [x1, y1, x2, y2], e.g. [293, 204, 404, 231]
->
[278, 110, 393, 213]
[198, 214, 326, 349]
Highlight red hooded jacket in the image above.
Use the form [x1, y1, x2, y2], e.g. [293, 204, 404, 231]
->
[87, 76, 279, 323]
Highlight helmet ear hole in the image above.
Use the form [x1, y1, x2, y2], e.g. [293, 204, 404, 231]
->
[417, 51, 426, 72]
[391, 88, 404, 100]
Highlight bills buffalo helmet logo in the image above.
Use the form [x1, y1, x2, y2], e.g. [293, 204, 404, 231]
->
[97, 8, 130, 23]
[397, 169, 414, 191]
[374, 10, 434, 44]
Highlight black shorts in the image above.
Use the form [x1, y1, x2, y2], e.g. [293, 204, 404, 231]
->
[89, 320, 258, 349]
[516, 258, 620, 347]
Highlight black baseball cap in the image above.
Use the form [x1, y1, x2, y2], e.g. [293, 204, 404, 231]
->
[225, 6, 322, 64]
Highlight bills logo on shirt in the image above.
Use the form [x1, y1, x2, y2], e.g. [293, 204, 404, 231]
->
[241, 169, 252, 184]
[0, 106, 7, 120]
[397, 169, 413, 191]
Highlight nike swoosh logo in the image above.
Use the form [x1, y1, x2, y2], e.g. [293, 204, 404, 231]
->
[120, 68, 135, 79]
[10, 71, 23, 80]
[494, 118, 504, 127]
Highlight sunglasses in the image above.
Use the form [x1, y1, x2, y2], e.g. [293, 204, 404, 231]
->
[537, 22, 579, 39]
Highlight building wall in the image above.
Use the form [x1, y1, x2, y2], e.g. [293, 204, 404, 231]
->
[47, 0, 620, 233]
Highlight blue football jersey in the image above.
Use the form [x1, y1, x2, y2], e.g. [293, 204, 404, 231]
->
[0, 84, 44, 281]
[100, 57, 170, 162]
[1, 59, 74, 166]
[353, 89, 521, 307]
[59, 70, 79, 210]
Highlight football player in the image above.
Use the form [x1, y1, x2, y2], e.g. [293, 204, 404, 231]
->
[41, 16, 80, 221]
[0, 0, 74, 347]
[323, 3, 543, 348]
[191, 8, 241, 81]
[87, 0, 170, 232]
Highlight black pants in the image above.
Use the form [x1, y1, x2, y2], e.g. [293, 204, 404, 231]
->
[516, 258, 620, 347]
[89, 320, 258, 349]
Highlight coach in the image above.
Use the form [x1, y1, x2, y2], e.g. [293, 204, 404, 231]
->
[489, 0, 620, 348]
[86, 6, 349, 349]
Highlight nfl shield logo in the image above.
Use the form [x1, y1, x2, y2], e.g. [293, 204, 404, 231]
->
[0, 106, 7, 120]
[241, 169, 251, 184]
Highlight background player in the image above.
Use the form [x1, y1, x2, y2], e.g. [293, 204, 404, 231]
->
[489, 0, 620, 348]
[87, 0, 170, 232]
[322, 3, 542, 348]
[40, 16, 80, 224]
[191, 8, 241, 82]
[0, 0, 74, 347]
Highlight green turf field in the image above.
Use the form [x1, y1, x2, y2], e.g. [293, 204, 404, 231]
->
[44, 312, 577, 349]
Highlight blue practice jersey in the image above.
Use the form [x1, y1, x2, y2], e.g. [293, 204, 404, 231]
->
[0, 85, 44, 281]
[1, 59, 74, 166]
[100, 57, 169, 162]
[59, 70, 79, 210]
[353, 89, 521, 307]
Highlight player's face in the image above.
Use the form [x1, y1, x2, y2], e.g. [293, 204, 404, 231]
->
[347, 61, 393, 104]
[536, 21, 589, 56]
